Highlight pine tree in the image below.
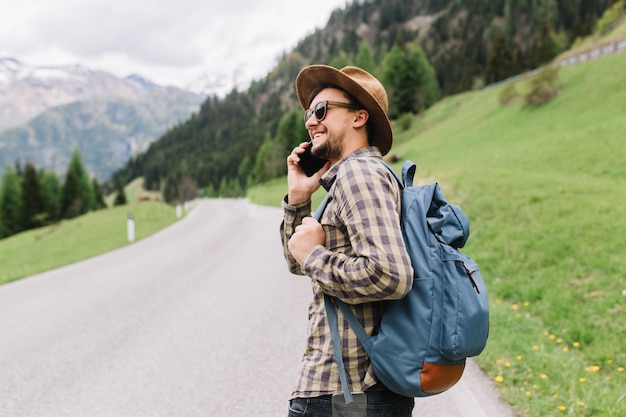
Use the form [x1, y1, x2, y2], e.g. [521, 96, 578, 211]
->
[61, 150, 95, 218]
[61, 169, 82, 219]
[21, 162, 46, 229]
[356, 40, 377, 76]
[276, 110, 308, 157]
[40, 170, 62, 223]
[252, 134, 285, 184]
[162, 173, 180, 203]
[177, 176, 198, 202]
[237, 155, 253, 189]
[486, 31, 517, 83]
[113, 177, 128, 206]
[408, 42, 441, 111]
[0, 166, 24, 238]
[329, 51, 352, 69]
[382, 43, 414, 117]
[92, 178, 107, 209]
[218, 177, 229, 198]
[529, 19, 559, 68]
[382, 41, 440, 117]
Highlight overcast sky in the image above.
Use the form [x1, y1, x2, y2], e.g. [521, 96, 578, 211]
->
[0, 0, 348, 90]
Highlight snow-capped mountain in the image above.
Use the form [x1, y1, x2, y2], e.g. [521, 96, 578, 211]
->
[0, 57, 200, 131]
[0, 57, 206, 181]
[184, 63, 257, 97]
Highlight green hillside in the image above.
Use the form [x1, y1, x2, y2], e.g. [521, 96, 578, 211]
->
[249, 52, 626, 416]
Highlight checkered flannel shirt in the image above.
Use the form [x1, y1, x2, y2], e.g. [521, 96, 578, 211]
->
[280, 146, 413, 399]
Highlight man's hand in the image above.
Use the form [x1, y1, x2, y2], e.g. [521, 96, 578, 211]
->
[287, 141, 330, 204]
[288, 217, 325, 265]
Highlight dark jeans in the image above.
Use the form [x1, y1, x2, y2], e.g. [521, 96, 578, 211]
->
[287, 384, 414, 417]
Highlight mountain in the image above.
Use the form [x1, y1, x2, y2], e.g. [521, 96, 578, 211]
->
[3, 0, 614, 196]
[0, 58, 205, 180]
[184, 72, 240, 97]
[113, 0, 613, 202]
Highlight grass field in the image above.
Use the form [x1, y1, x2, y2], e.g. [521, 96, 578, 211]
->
[2, 28, 625, 416]
[0, 199, 183, 285]
[249, 52, 626, 416]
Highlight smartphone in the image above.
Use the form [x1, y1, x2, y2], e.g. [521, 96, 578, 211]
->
[298, 142, 328, 177]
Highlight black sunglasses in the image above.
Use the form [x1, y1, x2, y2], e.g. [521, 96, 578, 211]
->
[304, 100, 357, 123]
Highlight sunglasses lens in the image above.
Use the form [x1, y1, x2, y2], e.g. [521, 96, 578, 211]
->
[314, 102, 327, 121]
[304, 101, 332, 123]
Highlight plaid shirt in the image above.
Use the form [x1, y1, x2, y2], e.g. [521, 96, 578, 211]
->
[280, 147, 413, 399]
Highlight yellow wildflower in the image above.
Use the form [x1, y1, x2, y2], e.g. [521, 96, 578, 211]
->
[495, 376, 504, 383]
[585, 365, 600, 372]
[558, 405, 566, 411]
[579, 377, 586, 383]
[540, 373, 548, 379]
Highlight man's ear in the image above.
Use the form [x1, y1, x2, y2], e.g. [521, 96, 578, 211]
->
[353, 109, 369, 128]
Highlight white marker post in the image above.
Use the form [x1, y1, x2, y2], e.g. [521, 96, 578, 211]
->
[127, 211, 135, 243]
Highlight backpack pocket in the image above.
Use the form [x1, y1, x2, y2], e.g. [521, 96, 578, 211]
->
[439, 245, 489, 361]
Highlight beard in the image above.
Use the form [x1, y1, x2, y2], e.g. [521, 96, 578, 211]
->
[312, 133, 344, 162]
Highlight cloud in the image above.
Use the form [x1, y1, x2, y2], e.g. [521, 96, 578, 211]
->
[0, 0, 347, 88]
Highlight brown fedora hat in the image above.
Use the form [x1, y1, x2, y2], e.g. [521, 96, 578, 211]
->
[295, 65, 393, 156]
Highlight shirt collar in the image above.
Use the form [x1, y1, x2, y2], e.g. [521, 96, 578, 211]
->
[319, 146, 384, 191]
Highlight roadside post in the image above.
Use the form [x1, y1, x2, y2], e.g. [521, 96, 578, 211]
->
[127, 211, 135, 242]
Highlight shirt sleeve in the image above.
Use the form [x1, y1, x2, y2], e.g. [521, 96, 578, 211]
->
[300, 159, 413, 304]
[279, 195, 312, 275]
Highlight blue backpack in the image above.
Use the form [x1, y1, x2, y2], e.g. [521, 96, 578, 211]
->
[316, 159, 489, 402]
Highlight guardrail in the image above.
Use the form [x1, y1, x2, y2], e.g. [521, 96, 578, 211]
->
[556, 38, 626, 67]
[485, 37, 626, 89]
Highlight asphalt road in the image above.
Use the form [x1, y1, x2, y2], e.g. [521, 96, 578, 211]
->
[0, 199, 517, 417]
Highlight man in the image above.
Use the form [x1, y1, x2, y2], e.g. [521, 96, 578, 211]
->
[280, 65, 415, 416]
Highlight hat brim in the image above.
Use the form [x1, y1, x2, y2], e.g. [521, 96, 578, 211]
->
[295, 65, 393, 156]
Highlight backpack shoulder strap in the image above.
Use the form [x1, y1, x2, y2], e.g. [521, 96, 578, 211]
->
[401, 160, 417, 187]
[324, 294, 355, 404]
[313, 187, 354, 403]
[313, 190, 332, 221]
